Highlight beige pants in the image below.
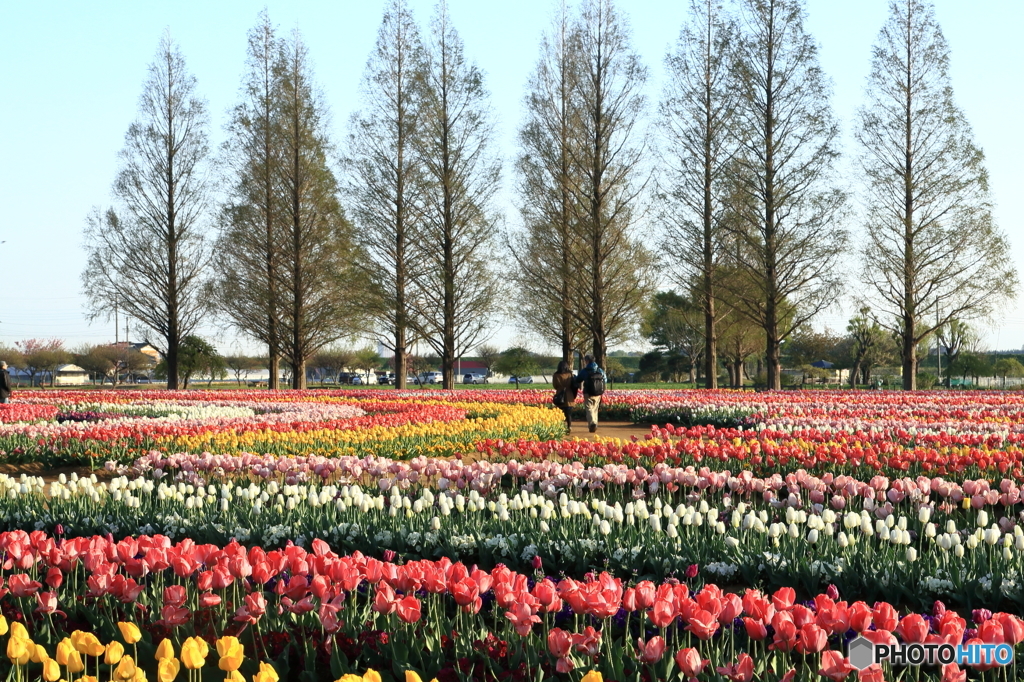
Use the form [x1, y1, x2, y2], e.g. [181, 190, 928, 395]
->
[584, 394, 601, 426]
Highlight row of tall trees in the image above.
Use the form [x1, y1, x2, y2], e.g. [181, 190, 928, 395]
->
[511, 0, 654, 372]
[659, 0, 1015, 391]
[82, 0, 1017, 391]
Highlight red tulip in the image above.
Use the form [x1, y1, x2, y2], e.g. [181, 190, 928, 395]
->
[897, 613, 930, 644]
[716, 653, 754, 682]
[675, 647, 708, 678]
[636, 636, 666, 664]
[504, 602, 539, 636]
[372, 583, 397, 616]
[684, 608, 719, 640]
[818, 650, 852, 681]
[572, 626, 601, 658]
[396, 595, 423, 625]
[743, 617, 768, 640]
[795, 623, 827, 654]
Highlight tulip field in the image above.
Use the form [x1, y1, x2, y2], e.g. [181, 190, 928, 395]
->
[1, 389, 1024, 681]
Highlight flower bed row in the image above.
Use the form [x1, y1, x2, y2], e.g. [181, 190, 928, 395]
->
[0, 397, 564, 466]
[1, 532, 1021, 682]
[3, 471, 1023, 610]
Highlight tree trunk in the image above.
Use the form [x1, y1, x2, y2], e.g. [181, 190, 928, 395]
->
[901, 311, 917, 390]
[850, 360, 861, 388]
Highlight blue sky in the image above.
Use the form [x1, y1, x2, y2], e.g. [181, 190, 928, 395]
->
[0, 0, 1021, 355]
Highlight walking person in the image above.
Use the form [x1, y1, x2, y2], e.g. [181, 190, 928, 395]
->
[0, 361, 11, 404]
[576, 354, 606, 433]
[552, 360, 577, 433]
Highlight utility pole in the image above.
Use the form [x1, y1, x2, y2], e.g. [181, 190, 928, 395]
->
[936, 306, 941, 388]
[115, 300, 119, 345]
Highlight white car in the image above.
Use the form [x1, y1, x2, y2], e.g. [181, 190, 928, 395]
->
[508, 375, 534, 384]
[463, 373, 488, 384]
[421, 372, 443, 384]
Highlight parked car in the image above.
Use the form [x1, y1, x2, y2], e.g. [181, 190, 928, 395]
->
[376, 372, 395, 385]
[421, 371, 443, 384]
[507, 375, 534, 384]
[463, 373, 488, 384]
[351, 375, 364, 385]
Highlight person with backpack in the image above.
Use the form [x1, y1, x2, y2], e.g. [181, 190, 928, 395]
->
[576, 353, 606, 433]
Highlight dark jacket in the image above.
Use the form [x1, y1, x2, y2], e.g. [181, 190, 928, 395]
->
[553, 371, 576, 402]
[0, 369, 10, 399]
[576, 362, 606, 395]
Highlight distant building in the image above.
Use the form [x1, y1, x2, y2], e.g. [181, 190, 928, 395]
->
[108, 342, 161, 365]
[10, 364, 90, 386]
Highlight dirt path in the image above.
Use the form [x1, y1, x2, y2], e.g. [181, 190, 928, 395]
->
[563, 420, 655, 442]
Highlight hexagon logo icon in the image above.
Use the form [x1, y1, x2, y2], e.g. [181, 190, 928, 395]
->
[848, 636, 876, 671]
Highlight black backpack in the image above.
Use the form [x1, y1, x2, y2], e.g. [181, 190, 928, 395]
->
[584, 371, 606, 396]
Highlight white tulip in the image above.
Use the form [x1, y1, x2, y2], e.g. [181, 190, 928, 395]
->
[906, 547, 917, 562]
[918, 507, 932, 524]
[954, 545, 965, 558]
[977, 510, 989, 528]
[807, 529, 819, 544]
[725, 537, 740, 550]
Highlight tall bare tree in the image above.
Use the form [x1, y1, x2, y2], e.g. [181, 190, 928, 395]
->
[725, 0, 847, 390]
[82, 33, 211, 389]
[511, 2, 588, 364]
[412, 1, 500, 390]
[857, 0, 1018, 390]
[212, 11, 285, 389]
[345, 0, 426, 390]
[659, 0, 739, 389]
[276, 30, 364, 389]
[568, 0, 653, 369]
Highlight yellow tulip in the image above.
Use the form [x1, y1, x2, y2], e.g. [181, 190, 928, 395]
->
[106, 641, 125, 665]
[133, 666, 148, 682]
[253, 662, 279, 682]
[155, 639, 174, 662]
[405, 673, 422, 682]
[180, 637, 208, 670]
[74, 632, 104, 658]
[225, 671, 245, 682]
[363, 671, 382, 682]
[118, 623, 143, 645]
[10, 622, 28, 640]
[7, 636, 31, 665]
[42, 657, 61, 682]
[66, 650, 86, 674]
[336, 676, 362, 682]
[0, 615, 8, 636]
[157, 657, 180, 682]
[215, 636, 244, 672]
[581, 672, 604, 682]
[115, 655, 138, 681]
[75, 676, 99, 682]
[32, 643, 49, 664]
[56, 639, 74, 666]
